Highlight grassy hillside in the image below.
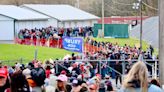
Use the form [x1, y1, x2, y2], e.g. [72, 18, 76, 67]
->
[94, 38, 149, 50]
[0, 38, 157, 65]
[0, 44, 73, 64]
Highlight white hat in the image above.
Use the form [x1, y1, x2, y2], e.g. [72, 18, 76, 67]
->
[57, 75, 68, 82]
[22, 68, 31, 78]
[77, 75, 82, 79]
[72, 79, 78, 84]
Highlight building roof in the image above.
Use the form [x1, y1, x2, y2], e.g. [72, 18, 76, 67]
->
[0, 5, 49, 20]
[98, 16, 149, 24]
[130, 16, 159, 48]
[22, 4, 99, 21]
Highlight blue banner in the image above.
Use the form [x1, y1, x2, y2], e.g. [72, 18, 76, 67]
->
[62, 37, 83, 53]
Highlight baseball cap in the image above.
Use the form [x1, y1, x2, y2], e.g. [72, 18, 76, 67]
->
[105, 75, 110, 79]
[0, 68, 8, 78]
[72, 79, 79, 86]
[61, 70, 66, 75]
[72, 79, 78, 84]
[57, 75, 68, 82]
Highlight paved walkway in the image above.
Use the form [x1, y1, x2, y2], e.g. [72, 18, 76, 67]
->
[110, 79, 121, 91]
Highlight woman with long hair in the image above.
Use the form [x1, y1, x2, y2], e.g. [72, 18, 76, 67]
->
[55, 74, 72, 92]
[119, 61, 162, 92]
[9, 71, 32, 92]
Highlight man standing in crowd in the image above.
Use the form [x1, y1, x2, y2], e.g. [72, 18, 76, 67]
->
[115, 61, 122, 88]
[31, 62, 46, 92]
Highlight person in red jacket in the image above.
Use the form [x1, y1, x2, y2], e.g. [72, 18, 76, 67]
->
[40, 37, 46, 46]
[45, 66, 51, 78]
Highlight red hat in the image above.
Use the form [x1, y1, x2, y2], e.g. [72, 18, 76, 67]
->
[96, 74, 101, 78]
[61, 70, 66, 75]
[0, 68, 8, 78]
[4, 66, 8, 69]
[96, 74, 101, 76]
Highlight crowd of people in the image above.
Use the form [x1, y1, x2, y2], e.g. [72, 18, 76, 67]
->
[0, 35, 162, 92]
[17, 26, 156, 62]
[0, 59, 115, 92]
[6, 26, 161, 92]
[85, 37, 155, 60]
[17, 26, 93, 46]
[0, 59, 162, 92]
[84, 38, 157, 80]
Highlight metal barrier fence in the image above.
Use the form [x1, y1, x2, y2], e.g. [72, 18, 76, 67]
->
[1, 59, 159, 79]
[14, 38, 106, 54]
[54, 59, 159, 79]
[1, 59, 31, 65]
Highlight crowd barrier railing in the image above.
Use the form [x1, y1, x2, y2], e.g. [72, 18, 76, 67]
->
[15, 38, 106, 54]
[1, 59, 159, 79]
[15, 37, 63, 48]
[54, 59, 159, 79]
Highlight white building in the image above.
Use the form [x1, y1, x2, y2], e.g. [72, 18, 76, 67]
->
[0, 5, 49, 41]
[21, 4, 99, 28]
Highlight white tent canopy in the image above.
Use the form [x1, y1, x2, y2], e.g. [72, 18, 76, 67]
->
[0, 5, 49, 20]
[22, 4, 99, 21]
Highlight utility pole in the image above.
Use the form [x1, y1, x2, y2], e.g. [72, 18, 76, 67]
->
[159, 0, 164, 88]
[101, 0, 104, 38]
[76, 0, 80, 8]
[139, 0, 143, 52]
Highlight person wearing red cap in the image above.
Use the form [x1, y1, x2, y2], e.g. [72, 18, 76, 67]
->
[60, 70, 66, 75]
[0, 68, 10, 92]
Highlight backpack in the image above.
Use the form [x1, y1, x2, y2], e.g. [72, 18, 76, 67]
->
[31, 67, 46, 86]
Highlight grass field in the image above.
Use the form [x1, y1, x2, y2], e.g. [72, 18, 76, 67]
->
[0, 38, 156, 65]
[0, 44, 73, 64]
[94, 38, 149, 50]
